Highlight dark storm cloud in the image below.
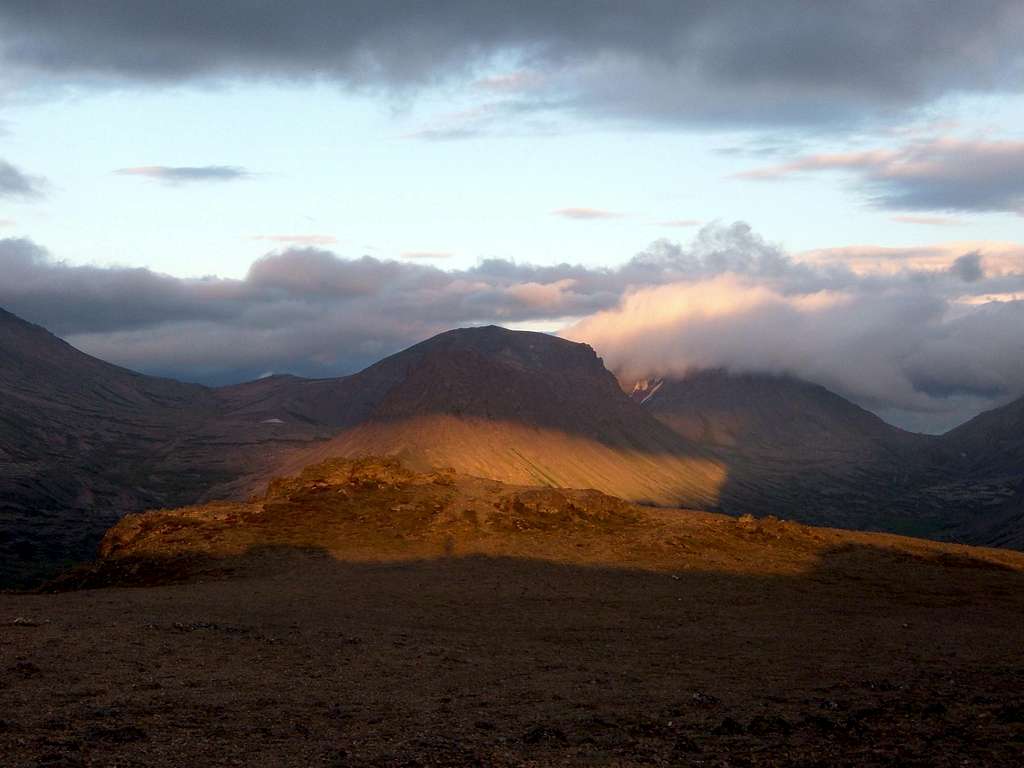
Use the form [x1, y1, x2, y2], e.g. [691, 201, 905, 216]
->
[2, 2, 1023, 127]
[0, 159, 44, 198]
[115, 166, 251, 184]
[739, 140, 1024, 214]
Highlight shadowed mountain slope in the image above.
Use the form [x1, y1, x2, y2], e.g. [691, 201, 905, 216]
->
[280, 327, 725, 508]
[631, 371, 956, 536]
[0, 309, 341, 585]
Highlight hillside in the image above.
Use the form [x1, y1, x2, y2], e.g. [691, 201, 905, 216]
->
[4, 305, 1024, 586]
[0, 309, 340, 585]
[281, 327, 725, 508]
[630, 371, 953, 535]
[7, 457, 1022, 767]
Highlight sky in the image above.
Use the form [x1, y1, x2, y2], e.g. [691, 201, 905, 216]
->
[2, 2, 1024, 432]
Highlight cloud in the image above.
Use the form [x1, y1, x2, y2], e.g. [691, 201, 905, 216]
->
[0, 219, 14, 227]
[115, 165, 251, 184]
[800, 241, 1024, 276]
[891, 214, 965, 227]
[949, 252, 984, 283]
[0, 159, 45, 199]
[401, 251, 453, 260]
[251, 235, 338, 246]
[739, 139, 1024, 214]
[3, 3, 1024, 129]
[4, 223, 1024, 431]
[552, 207, 624, 221]
[657, 219, 703, 228]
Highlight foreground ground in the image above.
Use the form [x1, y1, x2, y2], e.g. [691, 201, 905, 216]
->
[2, 459, 1023, 766]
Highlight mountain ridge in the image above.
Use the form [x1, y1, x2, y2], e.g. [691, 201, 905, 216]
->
[2, 304, 1023, 586]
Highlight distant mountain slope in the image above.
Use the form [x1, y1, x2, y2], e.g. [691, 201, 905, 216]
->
[0, 308, 339, 585]
[631, 371, 950, 535]
[285, 327, 725, 507]
[941, 395, 1024, 479]
[4, 304, 1024, 586]
[932, 395, 1024, 547]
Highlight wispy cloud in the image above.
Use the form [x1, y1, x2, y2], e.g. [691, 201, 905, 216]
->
[0, 159, 46, 199]
[552, 207, 624, 221]
[251, 234, 337, 246]
[0, 219, 14, 227]
[116, 165, 251, 184]
[737, 139, 1024, 215]
[891, 214, 965, 227]
[657, 219, 703, 228]
[473, 71, 542, 93]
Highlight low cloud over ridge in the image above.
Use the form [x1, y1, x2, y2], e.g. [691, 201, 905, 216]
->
[2, 223, 1024, 432]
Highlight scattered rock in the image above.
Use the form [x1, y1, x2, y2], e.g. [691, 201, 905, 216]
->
[11, 660, 41, 678]
[800, 714, 837, 732]
[922, 701, 947, 717]
[711, 717, 745, 736]
[691, 692, 720, 708]
[671, 735, 701, 754]
[996, 703, 1024, 723]
[523, 725, 567, 744]
[82, 725, 148, 744]
[748, 714, 793, 737]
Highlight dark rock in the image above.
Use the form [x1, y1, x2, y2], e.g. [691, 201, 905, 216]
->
[996, 703, 1024, 723]
[711, 717, 745, 736]
[691, 692, 720, 708]
[82, 725, 148, 744]
[523, 725, 567, 744]
[800, 714, 837, 732]
[671, 735, 701, 754]
[12, 660, 41, 678]
[921, 701, 947, 717]
[748, 714, 793, 737]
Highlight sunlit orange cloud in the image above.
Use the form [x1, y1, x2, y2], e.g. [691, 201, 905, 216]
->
[798, 241, 1024, 275]
[251, 234, 338, 245]
[506, 279, 577, 309]
[563, 275, 850, 368]
[734, 150, 896, 180]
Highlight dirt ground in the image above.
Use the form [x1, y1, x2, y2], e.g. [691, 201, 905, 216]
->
[2, 460, 1023, 767]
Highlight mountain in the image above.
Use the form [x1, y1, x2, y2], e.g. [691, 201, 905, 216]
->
[278, 326, 725, 509]
[0, 308, 342, 585]
[630, 371, 954, 535]
[933, 395, 1024, 547]
[0, 314, 722, 586]
[4, 305, 1024, 586]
